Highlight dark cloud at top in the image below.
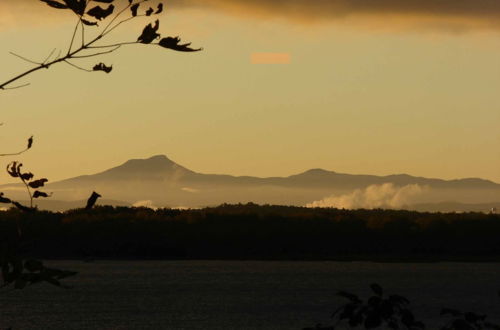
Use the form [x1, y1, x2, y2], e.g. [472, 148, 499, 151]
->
[170, 0, 500, 17]
[6, 0, 500, 30]
[167, 0, 500, 28]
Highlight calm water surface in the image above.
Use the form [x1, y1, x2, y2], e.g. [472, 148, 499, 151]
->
[1, 261, 499, 329]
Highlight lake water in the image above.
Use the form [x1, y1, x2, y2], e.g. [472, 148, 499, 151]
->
[1, 261, 499, 329]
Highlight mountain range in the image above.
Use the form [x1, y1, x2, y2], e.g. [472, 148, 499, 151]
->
[2, 155, 499, 212]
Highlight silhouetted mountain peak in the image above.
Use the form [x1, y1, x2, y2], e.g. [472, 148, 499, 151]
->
[94, 155, 195, 180]
[291, 168, 336, 178]
[121, 155, 175, 169]
[305, 168, 334, 175]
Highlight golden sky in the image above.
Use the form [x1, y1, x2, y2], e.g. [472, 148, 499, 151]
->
[1, 0, 500, 183]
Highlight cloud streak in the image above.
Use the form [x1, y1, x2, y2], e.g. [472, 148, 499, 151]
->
[5, 0, 500, 31]
[173, 0, 500, 20]
[169, 0, 500, 31]
[307, 183, 428, 210]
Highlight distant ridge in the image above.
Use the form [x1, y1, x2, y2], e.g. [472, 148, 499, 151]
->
[52, 154, 500, 188]
[1, 155, 499, 211]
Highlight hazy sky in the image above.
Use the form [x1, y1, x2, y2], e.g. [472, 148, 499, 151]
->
[1, 0, 500, 184]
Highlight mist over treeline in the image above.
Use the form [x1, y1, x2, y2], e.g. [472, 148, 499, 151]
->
[2, 204, 500, 261]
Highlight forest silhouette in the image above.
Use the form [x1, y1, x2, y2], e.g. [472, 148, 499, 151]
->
[1, 203, 499, 261]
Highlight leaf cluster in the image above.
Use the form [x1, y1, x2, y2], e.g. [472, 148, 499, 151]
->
[305, 283, 500, 330]
[330, 284, 425, 329]
[440, 308, 500, 330]
[4, 161, 50, 211]
[1, 256, 77, 290]
[41, 0, 117, 21]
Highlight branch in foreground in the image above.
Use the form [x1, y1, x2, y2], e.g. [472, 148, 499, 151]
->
[0, 136, 33, 157]
[0, 0, 202, 91]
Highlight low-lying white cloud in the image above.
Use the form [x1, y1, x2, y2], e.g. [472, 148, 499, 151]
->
[133, 200, 158, 209]
[307, 183, 428, 209]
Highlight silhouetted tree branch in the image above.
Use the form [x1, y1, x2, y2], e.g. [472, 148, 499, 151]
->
[0, 135, 33, 157]
[0, 0, 202, 90]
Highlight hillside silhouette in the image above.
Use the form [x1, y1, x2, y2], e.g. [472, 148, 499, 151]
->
[2, 155, 499, 212]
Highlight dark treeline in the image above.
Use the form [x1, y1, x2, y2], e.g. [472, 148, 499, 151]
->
[1, 203, 500, 261]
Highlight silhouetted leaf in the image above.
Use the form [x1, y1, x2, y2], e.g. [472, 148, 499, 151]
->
[20, 172, 34, 181]
[29, 178, 48, 189]
[145, 7, 154, 16]
[85, 191, 102, 210]
[33, 191, 50, 199]
[6, 161, 20, 178]
[92, 0, 114, 2]
[155, 3, 163, 14]
[138, 20, 160, 44]
[63, 0, 86, 15]
[158, 36, 202, 52]
[130, 3, 139, 16]
[87, 4, 115, 20]
[0, 193, 11, 204]
[40, 0, 68, 9]
[93, 63, 113, 73]
[27, 135, 33, 149]
[370, 283, 383, 297]
[81, 18, 98, 26]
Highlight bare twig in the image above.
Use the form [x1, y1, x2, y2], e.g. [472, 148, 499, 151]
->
[64, 60, 92, 72]
[1, 83, 31, 91]
[9, 52, 41, 65]
[101, 0, 136, 35]
[68, 19, 81, 54]
[0, 146, 30, 157]
[103, 13, 147, 37]
[81, 20, 85, 47]
[72, 46, 121, 59]
[88, 41, 138, 49]
[19, 175, 33, 209]
[43, 48, 57, 64]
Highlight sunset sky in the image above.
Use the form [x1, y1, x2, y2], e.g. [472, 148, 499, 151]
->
[1, 0, 500, 184]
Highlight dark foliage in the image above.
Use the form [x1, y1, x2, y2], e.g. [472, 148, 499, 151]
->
[0, 204, 499, 261]
[305, 284, 500, 330]
[330, 284, 425, 329]
[440, 308, 500, 330]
